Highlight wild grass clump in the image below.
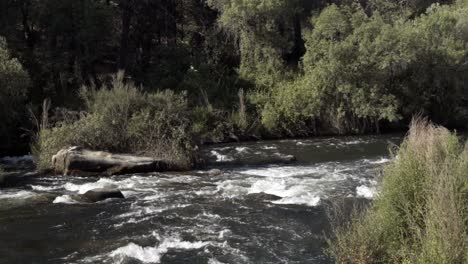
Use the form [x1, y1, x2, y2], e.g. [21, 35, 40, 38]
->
[33, 72, 197, 170]
[328, 118, 468, 263]
[191, 88, 258, 144]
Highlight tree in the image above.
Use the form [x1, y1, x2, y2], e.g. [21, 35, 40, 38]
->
[0, 37, 30, 149]
[256, 0, 468, 135]
[208, 0, 304, 87]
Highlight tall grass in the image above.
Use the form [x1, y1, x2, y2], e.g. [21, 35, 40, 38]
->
[33, 72, 197, 171]
[328, 118, 468, 263]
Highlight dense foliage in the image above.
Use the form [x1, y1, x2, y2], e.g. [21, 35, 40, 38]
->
[34, 72, 197, 170]
[258, 0, 468, 134]
[0, 37, 30, 152]
[0, 0, 467, 155]
[328, 118, 468, 263]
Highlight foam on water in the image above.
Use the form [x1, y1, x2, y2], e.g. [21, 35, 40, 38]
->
[248, 179, 288, 195]
[53, 195, 80, 204]
[208, 258, 227, 264]
[211, 146, 232, 151]
[110, 235, 210, 263]
[30, 185, 61, 191]
[248, 179, 322, 206]
[216, 180, 250, 198]
[210, 150, 234, 162]
[272, 194, 321, 207]
[194, 189, 218, 196]
[0, 190, 37, 200]
[64, 179, 119, 194]
[218, 229, 231, 239]
[368, 157, 390, 164]
[235, 147, 249, 153]
[261, 145, 277, 150]
[239, 165, 328, 178]
[356, 185, 376, 199]
[214, 157, 388, 206]
[345, 140, 364, 145]
[63, 176, 166, 195]
[116, 204, 191, 220]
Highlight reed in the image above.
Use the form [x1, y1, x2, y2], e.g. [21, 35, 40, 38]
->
[328, 118, 468, 263]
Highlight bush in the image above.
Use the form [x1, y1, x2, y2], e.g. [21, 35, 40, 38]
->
[190, 88, 258, 143]
[191, 106, 235, 144]
[33, 72, 197, 170]
[328, 118, 468, 263]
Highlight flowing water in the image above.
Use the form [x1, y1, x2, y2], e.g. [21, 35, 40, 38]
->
[0, 135, 401, 264]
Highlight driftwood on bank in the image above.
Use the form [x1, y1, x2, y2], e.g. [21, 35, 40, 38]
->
[52, 146, 169, 176]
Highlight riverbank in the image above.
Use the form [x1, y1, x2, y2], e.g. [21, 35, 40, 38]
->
[26, 72, 409, 174]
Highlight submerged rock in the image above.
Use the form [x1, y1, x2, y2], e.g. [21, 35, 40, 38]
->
[246, 192, 282, 201]
[82, 188, 125, 203]
[207, 169, 222, 176]
[273, 154, 296, 163]
[52, 146, 169, 176]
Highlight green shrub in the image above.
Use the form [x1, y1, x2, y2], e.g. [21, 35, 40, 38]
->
[191, 106, 234, 144]
[190, 88, 258, 143]
[33, 72, 197, 170]
[328, 118, 468, 263]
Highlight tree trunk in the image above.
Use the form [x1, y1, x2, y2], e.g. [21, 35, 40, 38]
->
[20, 0, 35, 49]
[119, 0, 133, 70]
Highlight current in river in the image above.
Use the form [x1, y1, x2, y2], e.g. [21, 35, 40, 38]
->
[0, 135, 401, 264]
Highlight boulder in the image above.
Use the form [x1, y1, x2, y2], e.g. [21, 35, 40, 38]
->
[82, 188, 125, 202]
[52, 146, 170, 176]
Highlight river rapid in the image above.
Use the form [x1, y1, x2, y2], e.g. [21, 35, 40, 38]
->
[0, 135, 401, 264]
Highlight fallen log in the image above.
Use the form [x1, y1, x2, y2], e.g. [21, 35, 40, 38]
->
[52, 146, 169, 176]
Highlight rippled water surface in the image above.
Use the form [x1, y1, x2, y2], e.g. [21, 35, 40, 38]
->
[0, 135, 401, 264]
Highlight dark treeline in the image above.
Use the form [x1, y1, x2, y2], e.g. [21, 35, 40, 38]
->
[0, 0, 467, 158]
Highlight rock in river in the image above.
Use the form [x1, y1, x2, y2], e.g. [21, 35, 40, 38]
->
[246, 192, 282, 201]
[81, 188, 125, 203]
[52, 146, 169, 176]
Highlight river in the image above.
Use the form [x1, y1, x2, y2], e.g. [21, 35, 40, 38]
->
[0, 135, 401, 264]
